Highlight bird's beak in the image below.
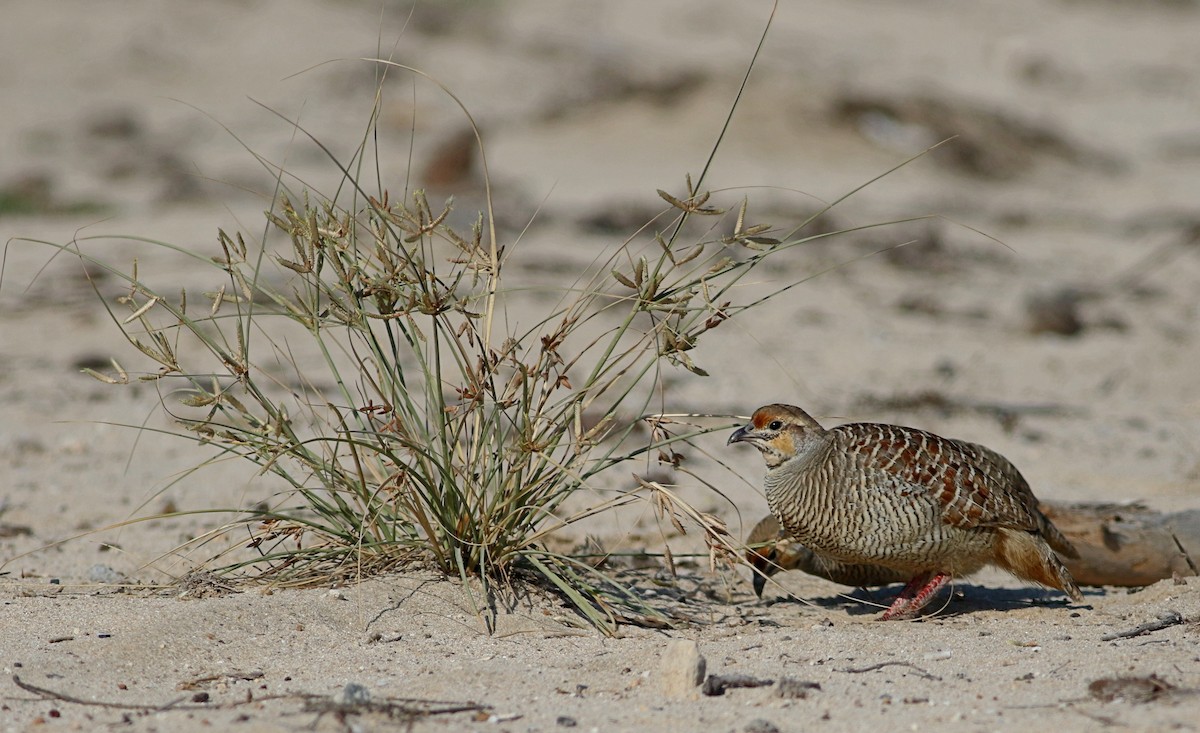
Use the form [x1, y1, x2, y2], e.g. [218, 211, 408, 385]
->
[728, 424, 753, 445]
[752, 570, 767, 598]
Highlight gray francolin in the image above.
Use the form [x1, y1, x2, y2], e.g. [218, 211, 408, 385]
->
[730, 404, 1082, 620]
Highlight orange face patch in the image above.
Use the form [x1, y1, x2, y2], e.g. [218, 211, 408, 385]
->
[769, 428, 795, 456]
[751, 407, 783, 430]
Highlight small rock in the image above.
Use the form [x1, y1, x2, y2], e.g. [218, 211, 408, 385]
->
[0, 523, 33, 539]
[336, 682, 371, 706]
[421, 127, 476, 188]
[745, 720, 781, 733]
[658, 639, 706, 697]
[1025, 288, 1084, 336]
[1089, 675, 1175, 704]
[775, 677, 821, 699]
[86, 109, 143, 139]
[556, 715, 577, 727]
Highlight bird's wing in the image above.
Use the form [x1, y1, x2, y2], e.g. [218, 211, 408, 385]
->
[841, 423, 1046, 532]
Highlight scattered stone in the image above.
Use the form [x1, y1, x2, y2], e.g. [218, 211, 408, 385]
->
[8, 437, 47, 457]
[1089, 675, 1175, 704]
[421, 127, 477, 188]
[745, 719, 780, 733]
[556, 715, 577, 727]
[336, 682, 371, 706]
[86, 109, 143, 139]
[775, 678, 822, 699]
[0, 523, 33, 538]
[658, 639, 706, 697]
[1025, 288, 1084, 336]
[701, 673, 774, 697]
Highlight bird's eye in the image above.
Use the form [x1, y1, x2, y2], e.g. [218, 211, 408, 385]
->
[768, 420, 783, 431]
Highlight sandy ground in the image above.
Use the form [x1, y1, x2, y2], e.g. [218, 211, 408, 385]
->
[3, 1, 1200, 731]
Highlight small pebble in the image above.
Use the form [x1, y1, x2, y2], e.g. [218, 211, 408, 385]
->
[658, 640, 706, 698]
[1025, 288, 1083, 336]
[556, 715, 577, 727]
[745, 719, 781, 733]
[336, 683, 371, 706]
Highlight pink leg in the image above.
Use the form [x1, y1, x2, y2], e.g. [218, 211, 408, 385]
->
[879, 572, 950, 621]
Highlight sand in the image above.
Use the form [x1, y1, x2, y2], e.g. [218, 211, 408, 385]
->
[2, 1, 1200, 731]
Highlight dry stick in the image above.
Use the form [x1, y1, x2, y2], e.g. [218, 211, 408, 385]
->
[838, 662, 941, 681]
[1099, 610, 1186, 642]
[701, 674, 775, 696]
[1170, 531, 1200, 577]
[177, 670, 264, 689]
[12, 675, 197, 711]
[12, 675, 486, 719]
[300, 696, 488, 718]
[1069, 708, 1119, 729]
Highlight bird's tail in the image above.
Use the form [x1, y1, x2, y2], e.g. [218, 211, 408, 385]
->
[994, 527, 1084, 602]
[1035, 509, 1081, 560]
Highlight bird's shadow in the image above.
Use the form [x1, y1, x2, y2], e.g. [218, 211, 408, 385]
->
[760, 582, 1091, 620]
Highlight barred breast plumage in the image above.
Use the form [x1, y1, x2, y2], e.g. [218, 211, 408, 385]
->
[730, 403, 1082, 620]
[745, 514, 910, 597]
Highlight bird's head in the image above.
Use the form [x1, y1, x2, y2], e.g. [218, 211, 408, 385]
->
[727, 403, 825, 468]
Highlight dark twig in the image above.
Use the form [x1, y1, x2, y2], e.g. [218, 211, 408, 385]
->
[300, 695, 487, 717]
[1069, 708, 1119, 728]
[12, 675, 195, 711]
[838, 662, 941, 681]
[1100, 610, 1185, 642]
[177, 670, 264, 690]
[12, 674, 487, 722]
[701, 673, 774, 696]
[1169, 532, 1199, 577]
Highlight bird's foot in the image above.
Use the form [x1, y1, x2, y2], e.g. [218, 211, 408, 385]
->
[878, 572, 950, 621]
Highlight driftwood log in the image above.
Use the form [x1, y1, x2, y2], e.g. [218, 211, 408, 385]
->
[1040, 502, 1200, 586]
[747, 501, 1200, 589]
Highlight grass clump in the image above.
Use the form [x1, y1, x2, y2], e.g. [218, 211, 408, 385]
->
[79, 171, 822, 631]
